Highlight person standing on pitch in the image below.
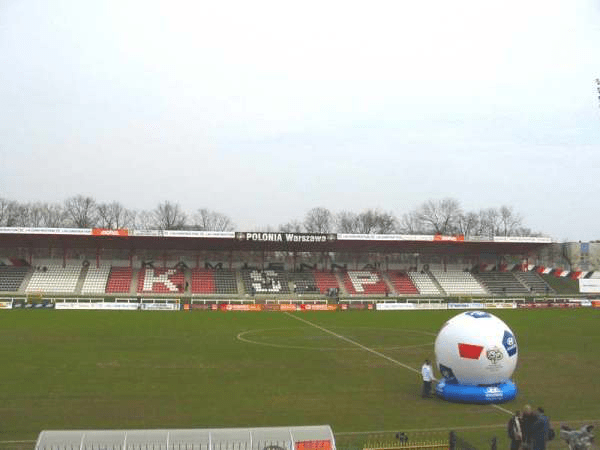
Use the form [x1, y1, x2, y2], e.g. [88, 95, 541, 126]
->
[421, 359, 435, 398]
[508, 410, 523, 450]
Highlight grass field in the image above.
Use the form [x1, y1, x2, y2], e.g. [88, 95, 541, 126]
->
[1, 308, 599, 449]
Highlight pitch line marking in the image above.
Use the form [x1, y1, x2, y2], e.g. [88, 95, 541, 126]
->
[284, 313, 514, 416]
[490, 403, 513, 415]
[284, 312, 419, 374]
[237, 327, 434, 351]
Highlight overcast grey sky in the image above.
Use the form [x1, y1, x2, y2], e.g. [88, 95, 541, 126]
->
[1, 0, 599, 241]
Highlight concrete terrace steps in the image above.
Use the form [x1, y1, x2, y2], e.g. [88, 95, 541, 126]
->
[75, 265, 88, 294]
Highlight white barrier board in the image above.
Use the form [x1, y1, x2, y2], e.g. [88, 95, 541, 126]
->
[579, 279, 600, 293]
[55, 302, 139, 310]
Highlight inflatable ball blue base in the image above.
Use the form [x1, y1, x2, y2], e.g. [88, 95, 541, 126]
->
[435, 379, 517, 404]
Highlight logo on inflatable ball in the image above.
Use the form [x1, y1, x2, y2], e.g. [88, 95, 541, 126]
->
[434, 311, 518, 386]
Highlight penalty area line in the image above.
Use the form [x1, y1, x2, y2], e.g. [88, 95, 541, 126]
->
[284, 312, 514, 417]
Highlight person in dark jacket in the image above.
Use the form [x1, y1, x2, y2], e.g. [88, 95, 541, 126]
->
[521, 405, 536, 448]
[530, 408, 549, 450]
[537, 407, 552, 441]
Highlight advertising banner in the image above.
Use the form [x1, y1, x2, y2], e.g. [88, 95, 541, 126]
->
[592, 301, 600, 309]
[448, 303, 484, 309]
[483, 303, 517, 309]
[263, 304, 282, 311]
[0, 227, 90, 235]
[91, 228, 129, 236]
[518, 303, 545, 309]
[579, 279, 600, 293]
[219, 304, 263, 312]
[55, 302, 140, 310]
[376, 302, 448, 311]
[433, 233, 465, 241]
[189, 303, 212, 310]
[0, 301, 13, 309]
[518, 302, 580, 309]
[344, 303, 370, 310]
[413, 303, 447, 310]
[376, 303, 416, 311]
[280, 304, 298, 311]
[235, 232, 335, 243]
[300, 304, 337, 311]
[140, 303, 179, 311]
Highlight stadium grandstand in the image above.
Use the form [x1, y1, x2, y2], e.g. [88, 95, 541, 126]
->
[1, 227, 599, 305]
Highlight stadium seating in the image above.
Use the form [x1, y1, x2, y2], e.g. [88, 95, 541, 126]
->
[242, 269, 290, 294]
[386, 270, 419, 295]
[191, 268, 216, 294]
[0, 266, 29, 291]
[343, 270, 388, 295]
[191, 268, 237, 294]
[81, 265, 111, 294]
[514, 271, 554, 294]
[105, 267, 133, 294]
[473, 272, 530, 296]
[214, 269, 238, 294]
[408, 272, 444, 296]
[429, 270, 488, 296]
[313, 270, 340, 294]
[25, 265, 82, 294]
[288, 271, 319, 293]
[137, 267, 185, 293]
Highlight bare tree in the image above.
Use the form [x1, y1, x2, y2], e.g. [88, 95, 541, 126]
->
[398, 210, 423, 234]
[416, 198, 462, 234]
[355, 209, 397, 234]
[0, 198, 8, 225]
[28, 202, 45, 227]
[513, 227, 543, 237]
[7, 203, 30, 226]
[153, 201, 187, 230]
[334, 209, 396, 234]
[40, 203, 66, 227]
[479, 208, 502, 237]
[304, 207, 333, 233]
[64, 195, 98, 228]
[372, 210, 397, 234]
[278, 220, 304, 233]
[97, 202, 136, 229]
[134, 210, 155, 230]
[335, 210, 360, 233]
[457, 211, 479, 238]
[499, 205, 523, 237]
[193, 208, 234, 231]
[0, 198, 20, 226]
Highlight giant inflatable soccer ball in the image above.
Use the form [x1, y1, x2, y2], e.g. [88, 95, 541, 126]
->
[434, 311, 518, 386]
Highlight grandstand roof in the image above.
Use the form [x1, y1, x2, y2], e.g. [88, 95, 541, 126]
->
[0, 228, 551, 256]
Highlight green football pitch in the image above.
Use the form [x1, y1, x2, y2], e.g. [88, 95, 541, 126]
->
[1, 308, 599, 449]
